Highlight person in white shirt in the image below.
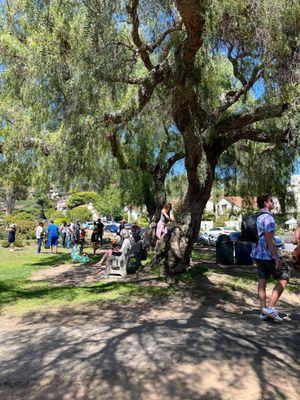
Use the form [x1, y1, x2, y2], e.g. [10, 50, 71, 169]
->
[36, 222, 44, 254]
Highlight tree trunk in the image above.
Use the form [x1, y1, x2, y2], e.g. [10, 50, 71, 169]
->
[5, 188, 15, 215]
[147, 175, 167, 247]
[155, 160, 215, 275]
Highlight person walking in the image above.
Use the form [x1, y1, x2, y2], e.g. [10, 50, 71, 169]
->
[91, 222, 99, 255]
[253, 195, 290, 323]
[79, 226, 87, 254]
[47, 220, 60, 254]
[72, 220, 80, 245]
[60, 222, 67, 248]
[96, 218, 104, 245]
[6, 224, 16, 251]
[66, 223, 72, 249]
[36, 222, 44, 254]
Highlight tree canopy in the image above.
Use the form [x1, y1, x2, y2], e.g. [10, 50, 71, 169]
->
[1, 0, 299, 271]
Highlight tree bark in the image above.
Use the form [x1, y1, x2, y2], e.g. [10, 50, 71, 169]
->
[5, 188, 15, 215]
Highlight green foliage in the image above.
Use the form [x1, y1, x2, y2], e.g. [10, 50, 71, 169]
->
[217, 136, 299, 213]
[214, 217, 227, 227]
[46, 210, 66, 226]
[2, 210, 36, 239]
[67, 191, 99, 209]
[4, 210, 35, 222]
[166, 174, 188, 201]
[138, 214, 149, 227]
[203, 211, 215, 221]
[67, 206, 92, 222]
[95, 185, 123, 218]
[1, 238, 25, 248]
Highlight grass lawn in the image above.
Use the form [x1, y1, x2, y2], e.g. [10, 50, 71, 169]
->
[0, 246, 174, 315]
[1, 245, 298, 316]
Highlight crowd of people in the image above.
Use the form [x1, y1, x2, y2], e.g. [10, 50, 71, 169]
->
[4, 217, 145, 259]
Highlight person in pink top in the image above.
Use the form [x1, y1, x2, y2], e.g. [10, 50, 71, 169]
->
[156, 203, 174, 239]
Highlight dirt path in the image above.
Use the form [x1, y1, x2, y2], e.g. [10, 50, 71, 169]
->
[0, 265, 299, 400]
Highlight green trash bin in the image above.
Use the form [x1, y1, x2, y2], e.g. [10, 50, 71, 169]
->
[216, 234, 234, 265]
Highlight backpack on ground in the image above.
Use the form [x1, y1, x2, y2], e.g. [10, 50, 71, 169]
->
[241, 212, 270, 243]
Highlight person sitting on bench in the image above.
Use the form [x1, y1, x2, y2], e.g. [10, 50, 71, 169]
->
[96, 229, 132, 267]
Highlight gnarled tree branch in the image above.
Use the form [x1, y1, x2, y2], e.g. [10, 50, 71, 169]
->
[0, 137, 52, 156]
[175, 0, 204, 65]
[214, 65, 263, 118]
[217, 103, 289, 132]
[126, 0, 154, 71]
[106, 129, 129, 170]
[100, 60, 170, 125]
[145, 22, 183, 53]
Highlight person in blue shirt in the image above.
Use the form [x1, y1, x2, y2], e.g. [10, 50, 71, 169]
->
[253, 195, 289, 323]
[47, 220, 60, 254]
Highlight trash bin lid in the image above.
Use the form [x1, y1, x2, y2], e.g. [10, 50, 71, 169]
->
[217, 234, 231, 242]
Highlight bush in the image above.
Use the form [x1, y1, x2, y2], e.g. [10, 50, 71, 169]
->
[138, 214, 149, 227]
[214, 217, 227, 227]
[95, 185, 122, 218]
[4, 210, 35, 222]
[47, 210, 66, 226]
[3, 212, 37, 239]
[67, 191, 99, 209]
[1, 238, 25, 248]
[203, 211, 215, 220]
[53, 217, 67, 226]
[68, 206, 93, 222]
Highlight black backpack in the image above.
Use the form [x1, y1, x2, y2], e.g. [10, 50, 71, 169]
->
[241, 212, 271, 243]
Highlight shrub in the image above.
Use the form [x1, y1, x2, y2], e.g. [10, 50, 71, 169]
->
[47, 210, 66, 225]
[138, 214, 149, 227]
[53, 217, 67, 226]
[3, 212, 36, 239]
[4, 210, 35, 222]
[95, 185, 122, 218]
[214, 217, 227, 227]
[68, 206, 93, 222]
[1, 238, 25, 248]
[203, 211, 215, 220]
[67, 191, 99, 209]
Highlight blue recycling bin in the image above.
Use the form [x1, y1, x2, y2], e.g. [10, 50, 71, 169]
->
[235, 241, 253, 265]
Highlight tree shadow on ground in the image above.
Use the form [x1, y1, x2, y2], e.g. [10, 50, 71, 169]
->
[0, 270, 299, 400]
[27, 253, 71, 268]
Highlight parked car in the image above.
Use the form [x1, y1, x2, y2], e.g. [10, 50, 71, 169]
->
[105, 224, 120, 233]
[85, 222, 95, 230]
[197, 232, 218, 246]
[207, 227, 235, 240]
[228, 231, 284, 249]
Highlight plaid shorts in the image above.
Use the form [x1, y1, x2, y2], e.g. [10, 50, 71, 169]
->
[255, 259, 290, 281]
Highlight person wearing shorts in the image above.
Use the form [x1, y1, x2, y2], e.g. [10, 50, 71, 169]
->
[47, 220, 59, 254]
[253, 195, 290, 323]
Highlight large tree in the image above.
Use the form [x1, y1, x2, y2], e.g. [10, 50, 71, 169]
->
[1, 0, 299, 273]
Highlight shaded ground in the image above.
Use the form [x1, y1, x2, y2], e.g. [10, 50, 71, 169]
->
[0, 247, 299, 400]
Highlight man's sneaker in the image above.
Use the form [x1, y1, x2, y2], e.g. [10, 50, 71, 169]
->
[262, 307, 283, 323]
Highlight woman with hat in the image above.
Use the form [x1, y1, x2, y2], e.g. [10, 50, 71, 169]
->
[6, 224, 16, 251]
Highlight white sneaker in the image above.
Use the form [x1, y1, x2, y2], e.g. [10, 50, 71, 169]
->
[262, 307, 283, 323]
